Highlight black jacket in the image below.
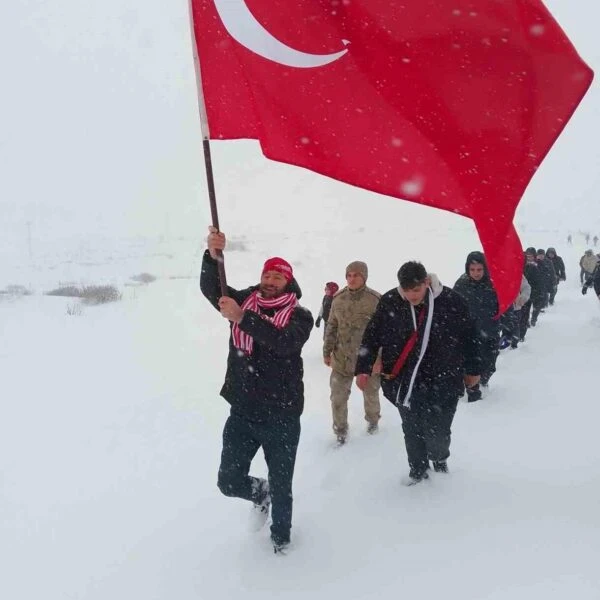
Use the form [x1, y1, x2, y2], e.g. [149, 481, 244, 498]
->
[453, 252, 500, 340]
[546, 248, 566, 281]
[356, 281, 480, 404]
[536, 257, 556, 293]
[200, 251, 314, 421]
[524, 262, 545, 307]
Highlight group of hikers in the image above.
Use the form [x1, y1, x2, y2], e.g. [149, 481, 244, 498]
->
[201, 227, 599, 554]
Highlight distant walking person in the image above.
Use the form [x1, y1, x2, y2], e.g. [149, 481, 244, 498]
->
[546, 248, 566, 305]
[315, 281, 339, 337]
[323, 262, 381, 444]
[201, 227, 313, 554]
[535, 249, 556, 309]
[356, 262, 480, 485]
[580, 250, 599, 285]
[453, 252, 499, 400]
[523, 248, 545, 330]
[594, 235, 599, 247]
[582, 263, 600, 300]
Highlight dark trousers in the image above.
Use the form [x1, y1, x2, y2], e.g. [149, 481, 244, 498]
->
[500, 308, 520, 347]
[519, 301, 532, 339]
[531, 297, 544, 324]
[218, 412, 301, 544]
[479, 336, 499, 385]
[398, 389, 459, 477]
[549, 283, 558, 305]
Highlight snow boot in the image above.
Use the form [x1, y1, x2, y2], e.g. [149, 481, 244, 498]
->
[402, 470, 429, 486]
[467, 384, 482, 402]
[433, 460, 449, 473]
[272, 537, 290, 555]
[250, 479, 271, 531]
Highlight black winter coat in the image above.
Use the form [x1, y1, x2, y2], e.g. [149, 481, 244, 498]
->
[200, 251, 314, 421]
[536, 258, 556, 293]
[524, 262, 545, 307]
[546, 249, 566, 281]
[355, 283, 480, 404]
[453, 256, 500, 340]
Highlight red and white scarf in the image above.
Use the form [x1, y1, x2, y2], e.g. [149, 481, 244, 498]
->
[231, 291, 298, 355]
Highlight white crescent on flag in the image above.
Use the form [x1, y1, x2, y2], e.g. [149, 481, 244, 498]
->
[213, 0, 349, 68]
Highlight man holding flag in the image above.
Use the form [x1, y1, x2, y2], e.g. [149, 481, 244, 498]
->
[201, 227, 313, 554]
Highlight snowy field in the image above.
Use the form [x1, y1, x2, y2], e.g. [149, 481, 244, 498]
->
[2, 0, 600, 599]
[2, 218, 599, 600]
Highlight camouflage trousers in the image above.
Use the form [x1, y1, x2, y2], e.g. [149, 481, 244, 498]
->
[329, 370, 381, 434]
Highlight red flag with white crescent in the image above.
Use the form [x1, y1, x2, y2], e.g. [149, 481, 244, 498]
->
[190, 0, 593, 312]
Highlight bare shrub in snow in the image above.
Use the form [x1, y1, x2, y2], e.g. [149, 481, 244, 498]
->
[0, 284, 32, 296]
[66, 303, 83, 316]
[81, 285, 122, 305]
[130, 272, 157, 284]
[46, 286, 82, 298]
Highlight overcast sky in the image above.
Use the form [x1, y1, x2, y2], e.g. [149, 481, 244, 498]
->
[0, 0, 598, 243]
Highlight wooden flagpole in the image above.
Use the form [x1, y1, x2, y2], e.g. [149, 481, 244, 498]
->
[188, 0, 228, 297]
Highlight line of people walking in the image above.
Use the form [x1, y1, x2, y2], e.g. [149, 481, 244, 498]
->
[200, 227, 583, 554]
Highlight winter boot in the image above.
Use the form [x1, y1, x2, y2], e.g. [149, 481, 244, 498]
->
[467, 384, 482, 402]
[433, 460, 449, 473]
[366, 422, 379, 435]
[334, 426, 347, 446]
[402, 470, 430, 486]
[250, 479, 271, 531]
[272, 536, 290, 555]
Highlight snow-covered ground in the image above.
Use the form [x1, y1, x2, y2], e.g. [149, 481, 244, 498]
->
[1, 221, 599, 600]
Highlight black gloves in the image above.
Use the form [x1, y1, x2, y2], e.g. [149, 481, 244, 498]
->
[582, 286, 588, 295]
[315, 317, 322, 328]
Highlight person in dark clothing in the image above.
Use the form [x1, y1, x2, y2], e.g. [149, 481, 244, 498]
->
[453, 252, 500, 399]
[355, 261, 480, 485]
[315, 281, 339, 336]
[535, 249, 556, 310]
[500, 274, 530, 349]
[200, 227, 313, 554]
[522, 248, 545, 333]
[545, 247, 566, 305]
[582, 263, 600, 299]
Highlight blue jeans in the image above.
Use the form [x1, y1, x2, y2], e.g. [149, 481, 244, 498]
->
[218, 411, 301, 544]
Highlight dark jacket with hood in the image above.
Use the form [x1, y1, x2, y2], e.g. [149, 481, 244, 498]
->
[200, 250, 314, 421]
[523, 249, 545, 307]
[453, 252, 500, 340]
[546, 248, 565, 282]
[356, 274, 480, 404]
[536, 254, 556, 293]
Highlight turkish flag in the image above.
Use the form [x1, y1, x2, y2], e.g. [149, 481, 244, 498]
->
[191, 0, 592, 312]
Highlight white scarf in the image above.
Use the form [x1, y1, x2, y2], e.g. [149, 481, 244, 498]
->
[395, 287, 435, 409]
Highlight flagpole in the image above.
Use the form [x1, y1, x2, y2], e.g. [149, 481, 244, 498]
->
[188, 0, 228, 297]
